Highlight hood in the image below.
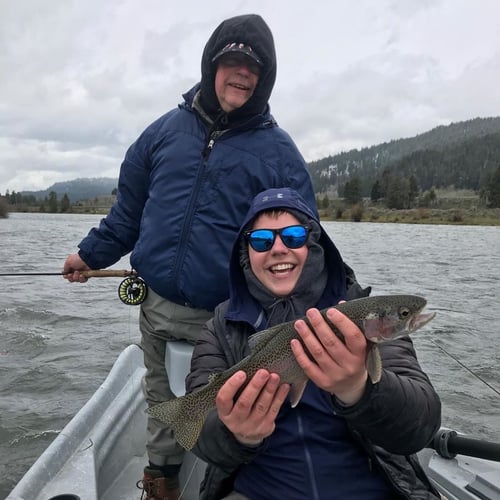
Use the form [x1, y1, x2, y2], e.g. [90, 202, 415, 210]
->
[226, 188, 347, 326]
[199, 14, 277, 122]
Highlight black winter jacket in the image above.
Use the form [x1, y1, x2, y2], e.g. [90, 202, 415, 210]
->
[187, 284, 441, 499]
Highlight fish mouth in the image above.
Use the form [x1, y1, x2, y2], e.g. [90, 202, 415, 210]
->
[409, 311, 436, 332]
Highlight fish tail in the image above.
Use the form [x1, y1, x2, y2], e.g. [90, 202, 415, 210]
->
[147, 396, 184, 426]
[147, 392, 212, 450]
[174, 413, 206, 450]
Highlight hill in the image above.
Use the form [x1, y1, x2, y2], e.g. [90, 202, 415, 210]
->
[309, 116, 500, 195]
[20, 177, 118, 203]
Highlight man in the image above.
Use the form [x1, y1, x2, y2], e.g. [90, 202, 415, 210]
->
[63, 14, 317, 500]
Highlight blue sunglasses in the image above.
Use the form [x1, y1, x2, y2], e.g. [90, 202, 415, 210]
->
[244, 224, 310, 252]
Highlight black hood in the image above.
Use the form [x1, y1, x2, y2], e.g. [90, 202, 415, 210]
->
[199, 14, 277, 122]
[225, 188, 348, 327]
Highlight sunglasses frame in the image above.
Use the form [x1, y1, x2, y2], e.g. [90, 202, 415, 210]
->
[244, 224, 311, 252]
[217, 53, 261, 76]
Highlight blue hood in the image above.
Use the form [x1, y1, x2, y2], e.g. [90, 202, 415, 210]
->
[225, 188, 347, 326]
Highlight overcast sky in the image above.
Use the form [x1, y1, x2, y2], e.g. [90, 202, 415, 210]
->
[1, 0, 499, 192]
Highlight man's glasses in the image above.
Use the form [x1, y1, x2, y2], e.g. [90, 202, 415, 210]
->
[218, 54, 261, 76]
[244, 225, 310, 252]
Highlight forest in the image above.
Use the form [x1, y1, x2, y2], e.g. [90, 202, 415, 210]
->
[309, 117, 500, 209]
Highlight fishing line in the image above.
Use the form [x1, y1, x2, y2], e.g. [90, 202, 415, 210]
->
[430, 338, 500, 397]
[0, 272, 71, 276]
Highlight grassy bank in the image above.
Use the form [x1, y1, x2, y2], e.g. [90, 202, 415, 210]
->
[321, 206, 500, 226]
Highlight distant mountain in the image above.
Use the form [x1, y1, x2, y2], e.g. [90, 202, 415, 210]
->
[309, 116, 500, 194]
[21, 177, 118, 203]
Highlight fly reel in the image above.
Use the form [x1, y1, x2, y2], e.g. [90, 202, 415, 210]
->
[118, 276, 148, 305]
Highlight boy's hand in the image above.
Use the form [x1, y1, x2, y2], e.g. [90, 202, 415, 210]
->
[216, 369, 290, 446]
[292, 307, 368, 405]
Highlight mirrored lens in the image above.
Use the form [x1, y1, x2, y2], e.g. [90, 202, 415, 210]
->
[246, 225, 308, 252]
[280, 225, 308, 248]
[248, 229, 275, 252]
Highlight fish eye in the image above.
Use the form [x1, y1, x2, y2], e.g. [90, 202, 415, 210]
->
[399, 306, 411, 319]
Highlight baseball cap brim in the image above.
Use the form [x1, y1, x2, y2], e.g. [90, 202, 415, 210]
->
[212, 42, 263, 66]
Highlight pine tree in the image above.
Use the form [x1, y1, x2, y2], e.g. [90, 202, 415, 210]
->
[370, 180, 382, 201]
[487, 165, 500, 208]
[48, 191, 58, 213]
[344, 176, 363, 205]
[60, 193, 71, 213]
[408, 175, 419, 206]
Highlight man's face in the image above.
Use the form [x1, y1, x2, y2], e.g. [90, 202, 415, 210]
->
[214, 53, 260, 113]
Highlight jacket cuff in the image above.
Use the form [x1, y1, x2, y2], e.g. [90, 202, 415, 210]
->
[331, 378, 375, 417]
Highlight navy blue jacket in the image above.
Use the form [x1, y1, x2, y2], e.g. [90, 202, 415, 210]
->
[76, 15, 317, 311]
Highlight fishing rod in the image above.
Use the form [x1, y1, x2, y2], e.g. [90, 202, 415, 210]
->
[0, 269, 147, 305]
[0, 270, 137, 277]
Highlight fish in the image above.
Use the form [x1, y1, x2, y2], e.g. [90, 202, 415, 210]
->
[148, 294, 436, 450]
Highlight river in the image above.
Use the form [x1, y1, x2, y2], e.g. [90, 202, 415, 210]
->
[1, 213, 499, 497]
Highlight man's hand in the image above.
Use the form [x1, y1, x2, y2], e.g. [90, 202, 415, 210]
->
[291, 307, 368, 406]
[216, 369, 290, 446]
[63, 253, 91, 282]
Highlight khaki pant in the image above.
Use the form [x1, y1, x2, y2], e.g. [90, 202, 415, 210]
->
[140, 288, 212, 466]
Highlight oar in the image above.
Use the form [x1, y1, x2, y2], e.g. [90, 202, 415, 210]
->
[0, 270, 138, 278]
[429, 428, 500, 462]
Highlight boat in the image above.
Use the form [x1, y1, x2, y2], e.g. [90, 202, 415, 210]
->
[7, 342, 500, 500]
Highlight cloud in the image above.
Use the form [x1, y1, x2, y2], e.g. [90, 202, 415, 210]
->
[1, 0, 499, 191]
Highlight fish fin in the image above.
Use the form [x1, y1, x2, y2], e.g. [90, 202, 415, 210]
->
[366, 345, 382, 384]
[289, 378, 308, 407]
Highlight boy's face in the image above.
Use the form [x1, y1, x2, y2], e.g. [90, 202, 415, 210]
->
[248, 212, 308, 297]
[215, 53, 260, 112]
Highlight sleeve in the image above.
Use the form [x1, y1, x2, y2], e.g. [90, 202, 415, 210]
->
[343, 262, 372, 300]
[77, 124, 156, 269]
[186, 318, 229, 393]
[331, 336, 441, 455]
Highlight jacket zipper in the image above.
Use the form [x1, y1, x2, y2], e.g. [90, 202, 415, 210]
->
[171, 141, 212, 305]
[202, 137, 215, 160]
[202, 111, 228, 160]
[296, 411, 321, 500]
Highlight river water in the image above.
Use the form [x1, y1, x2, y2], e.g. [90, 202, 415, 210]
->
[1, 213, 499, 497]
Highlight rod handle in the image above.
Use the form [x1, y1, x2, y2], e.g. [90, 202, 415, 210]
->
[79, 270, 138, 278]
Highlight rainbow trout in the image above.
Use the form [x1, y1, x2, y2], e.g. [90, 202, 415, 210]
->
[148, 294, 435, 450]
